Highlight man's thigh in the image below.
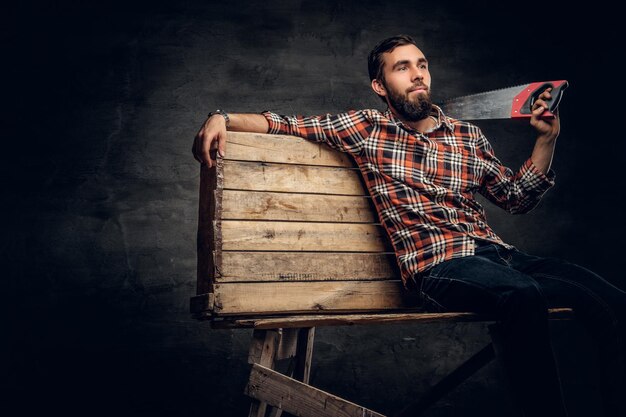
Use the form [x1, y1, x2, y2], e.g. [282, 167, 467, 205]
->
[419, 248, 543, 314]
[507, 248, 626, 317]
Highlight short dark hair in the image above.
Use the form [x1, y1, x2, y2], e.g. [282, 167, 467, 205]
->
[367, 34, 419, 82]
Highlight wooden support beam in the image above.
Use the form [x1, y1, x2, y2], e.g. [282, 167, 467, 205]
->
[293, 328, 315, 384]
[220, 308, 575, 328]
[246, 363, 385, 417]
[248, 329, 281, 367]
[394, 343, 496, 417]
[272, 327, 316, 417]
[276, 328, 299, 361]
[237, 311, 480, 329]
[248, 330, 281, 417]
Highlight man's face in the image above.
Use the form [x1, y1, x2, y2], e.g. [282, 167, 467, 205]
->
[374, 44, 433, 121]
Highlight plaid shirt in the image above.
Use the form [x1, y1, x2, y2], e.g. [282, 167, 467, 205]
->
[262, 107, 555, 287]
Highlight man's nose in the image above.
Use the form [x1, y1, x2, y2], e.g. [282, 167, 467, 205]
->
[410, 68, 424, 82]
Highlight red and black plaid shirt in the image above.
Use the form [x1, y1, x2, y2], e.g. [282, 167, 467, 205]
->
[262, 107, 555, 286]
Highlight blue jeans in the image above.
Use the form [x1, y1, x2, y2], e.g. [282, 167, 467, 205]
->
[415, 243, 626, 417]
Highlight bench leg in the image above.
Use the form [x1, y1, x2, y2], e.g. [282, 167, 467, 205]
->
[248, 363, 386, 417]
[293, 327, 315, 383]
[394, 342, 496, 417]
[248, 329, 281, 417]
[277, 327, 315, 417]
[247, 328, 316, 417]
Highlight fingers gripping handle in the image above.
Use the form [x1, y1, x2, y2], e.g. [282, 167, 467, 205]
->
[512, 80, 569, 119]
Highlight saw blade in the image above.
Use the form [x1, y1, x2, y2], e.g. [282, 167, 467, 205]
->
[438, 80, 569, 121]
[439, 84, 524, 120]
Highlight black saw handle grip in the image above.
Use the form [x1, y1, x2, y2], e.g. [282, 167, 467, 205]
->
[517, 80, 569, 119]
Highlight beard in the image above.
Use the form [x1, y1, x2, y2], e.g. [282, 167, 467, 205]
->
[385, 81, 433, 122]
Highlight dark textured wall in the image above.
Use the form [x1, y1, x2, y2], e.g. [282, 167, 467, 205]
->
[4, 1, 622, 416]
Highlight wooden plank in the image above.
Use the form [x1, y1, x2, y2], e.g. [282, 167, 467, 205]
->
[249, 330, 282, 417]
[264, 329, 315, 417]
[294, 328, 315, 383]
[239, 312, 482, 329]
[221, 221, 390, 252]
[248, 329, 281, 367]
[208, 307, 575, 328]
[249, 397, 267, 417]
[247, 330, 282, 417]
[226, 132, 354, 167]
[268, 407, 283, 417]
[275, 328, 300, 361]
[222, 190, 376, 223]
[213, 281, 419, 316]
[196, 164, 220, 294]
[218, 308, 575, 329]
[196, 157, 226, 293]
[247, 312, 493, 329]
[217, 252, 397, 282]
[246, 363, 386, 417]
[265, 328, 315, 417]
[223, 160, 366, 195]
[248, 329, 267, 365]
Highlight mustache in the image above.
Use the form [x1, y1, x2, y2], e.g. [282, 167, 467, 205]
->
[407, 83, 429, 92]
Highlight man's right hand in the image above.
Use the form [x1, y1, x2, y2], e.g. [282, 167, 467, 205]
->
[192, 115, 227, 168]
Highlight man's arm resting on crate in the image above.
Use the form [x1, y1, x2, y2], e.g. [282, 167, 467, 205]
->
[193, 110, 374, 167]
[192, 112, 269, 168]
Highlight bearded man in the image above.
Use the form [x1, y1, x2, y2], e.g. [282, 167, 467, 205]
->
[192, 35, 626, 417]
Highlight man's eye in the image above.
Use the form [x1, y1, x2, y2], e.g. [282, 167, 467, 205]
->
[398, 67, 407, 71]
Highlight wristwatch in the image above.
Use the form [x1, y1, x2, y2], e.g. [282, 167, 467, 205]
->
[208, 109, 230, 127]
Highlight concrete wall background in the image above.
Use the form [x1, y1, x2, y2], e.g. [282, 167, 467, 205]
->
[4, 1, 622, 416]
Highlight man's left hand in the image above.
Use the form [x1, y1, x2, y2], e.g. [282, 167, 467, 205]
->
[530, 88, 560, 143]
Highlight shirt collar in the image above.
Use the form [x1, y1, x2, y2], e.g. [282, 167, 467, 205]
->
[384, 104, 454, 133]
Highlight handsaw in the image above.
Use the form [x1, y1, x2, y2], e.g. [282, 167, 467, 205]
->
[439, 80, 569, 120]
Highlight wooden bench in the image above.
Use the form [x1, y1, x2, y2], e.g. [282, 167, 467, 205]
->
[190, 131, 572, 417]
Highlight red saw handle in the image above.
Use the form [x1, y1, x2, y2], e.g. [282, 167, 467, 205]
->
[511, 80, 569, 119]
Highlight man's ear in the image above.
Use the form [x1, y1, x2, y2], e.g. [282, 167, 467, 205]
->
[371, 79, 387, 97]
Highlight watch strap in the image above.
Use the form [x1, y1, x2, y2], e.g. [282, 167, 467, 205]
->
[208, 109, 230, 127]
